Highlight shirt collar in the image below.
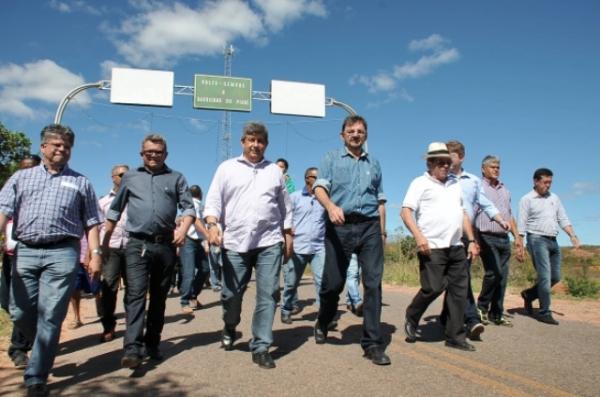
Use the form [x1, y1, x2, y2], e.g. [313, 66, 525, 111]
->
[340, 146, 369, 160]
[301, 186, 313, 196]
[137, 164, 172, 175]
[236, 154, 269, 167]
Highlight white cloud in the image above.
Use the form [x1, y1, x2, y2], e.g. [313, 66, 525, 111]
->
[572, 181, 600, 197]
[49, 0, 103, 15]
[350, 34, 459, 105]
[0, 59, 90, 118]
[254, 0, 326, 32]
[111, 0, 327, 68]
[100, 60, 130, 80]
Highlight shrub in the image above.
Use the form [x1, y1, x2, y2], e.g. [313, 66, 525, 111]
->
[564, 277, 600, 298]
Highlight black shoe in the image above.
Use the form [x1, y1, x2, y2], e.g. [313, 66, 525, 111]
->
[221, 327, 237, 350]
[327, 320, 338, 331]
[354, 303, 364, 317]
[146, 346, 164, 361]
[314, 321, 327, 344]
[363, 346, 391, 365]
[445, 339, 476, 352]
[404, 319, 417, 343]
[121, 353, 143, 369]
[291, 305, 302, 315]
[11, 352, 29, 369]
[467, 322, 485, 341]
[252, 351, 276, 369]
[27, 383, 48, 397]
[281, 312, 293, 324]
[538, 314, 559, 325]
[521, 290, 533, 315]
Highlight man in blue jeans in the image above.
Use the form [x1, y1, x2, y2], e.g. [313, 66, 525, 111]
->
[179, 185, 210, 314]
[312, 115, 390, 366]
[281, 167, 326, 324]
[518, 168, 580, 325]
[0, 124, 102, 397]
[204, 122, 292, 369]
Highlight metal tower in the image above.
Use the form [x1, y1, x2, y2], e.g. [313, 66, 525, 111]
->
[219, 44, 234, 162]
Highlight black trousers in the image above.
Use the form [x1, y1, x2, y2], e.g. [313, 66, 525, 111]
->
[123, 237, 175, 355]
[100, 247, 127, 333]
[406, 246, 468, 342]
[317, 219, 384, 350]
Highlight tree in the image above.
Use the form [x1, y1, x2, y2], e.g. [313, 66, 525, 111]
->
[0, 122, 32, 187]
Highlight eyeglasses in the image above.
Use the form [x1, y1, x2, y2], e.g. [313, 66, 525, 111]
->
[305, 175, 317, 179]
[344, 129, 366, 135]
[142, 150, 164, 157]
[113, 172, 125, 178]
[432, 159, 452, 167]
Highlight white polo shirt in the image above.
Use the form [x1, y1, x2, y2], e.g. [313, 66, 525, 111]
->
[402, 172, 464, 249]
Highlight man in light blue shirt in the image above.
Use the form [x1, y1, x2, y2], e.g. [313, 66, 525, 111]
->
[312, 115, 390, 366]
[280, 167, 326, 324]
[519, 168, 580, 325]
[442, 141, 509, 341]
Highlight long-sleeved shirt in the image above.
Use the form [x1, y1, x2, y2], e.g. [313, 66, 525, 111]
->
[290, 187, 325, 255]
[314, 147, 386, 218]
[107, 165, 195, 235]
[98, 190, 128, 249]
[452, 170, 498, 222]
[0, 164, 101, 245]
[204, 155, 292, 253]
[518, 190, 571, 237]
[475, 178, 513, 235]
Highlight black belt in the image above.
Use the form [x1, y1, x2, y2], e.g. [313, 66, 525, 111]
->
[478, 231, 509, 238]
[344, 213, 378, 224]
[129, 232, 173, 244]
[536, 235, 557, 241]
[20, 237, 79, 249]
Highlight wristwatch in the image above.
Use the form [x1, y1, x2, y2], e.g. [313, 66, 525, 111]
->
[91, 248, 103, 256]
[206, 222, 218, 230]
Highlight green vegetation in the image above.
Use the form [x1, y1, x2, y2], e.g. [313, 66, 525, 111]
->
[0, 122, 32, 187]
[383, 233, 600, 299]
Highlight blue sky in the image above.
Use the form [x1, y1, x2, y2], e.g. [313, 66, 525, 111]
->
[1, 0, 599, 245]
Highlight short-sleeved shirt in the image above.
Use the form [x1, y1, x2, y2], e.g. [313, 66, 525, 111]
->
[0, 164, 101, 245]
[313, 147, 385, 218]
[107, 165, 195, 235]
[402, 173, 464, 248]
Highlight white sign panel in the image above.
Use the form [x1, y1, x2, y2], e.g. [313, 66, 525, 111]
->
[110, 68, 174, 107]
[271, 80, 325, 118]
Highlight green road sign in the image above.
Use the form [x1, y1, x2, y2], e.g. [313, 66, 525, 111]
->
[193, 74, 252, 112]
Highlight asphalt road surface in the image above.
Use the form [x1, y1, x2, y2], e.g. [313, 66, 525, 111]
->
[1, 278, 599, 397]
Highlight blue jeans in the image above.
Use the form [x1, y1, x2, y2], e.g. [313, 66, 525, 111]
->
[179, 237, 209, 307]
[523, 234, 561, 317]
[318, 219, 384, 350]
[345, 253, 362, 306]
[281, 250, 325, 314]
[477, 232, 511, 319]
[221, 243, 282, 353]
[208, 245, 222, 288]
[10, 240, 79, 386]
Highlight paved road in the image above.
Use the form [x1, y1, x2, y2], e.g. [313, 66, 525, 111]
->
[1, 279, 599, 397]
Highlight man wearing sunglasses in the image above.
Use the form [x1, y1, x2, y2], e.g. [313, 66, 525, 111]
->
[402, 142, 479, 352]
[103, 134, 195, 369]
[98, 164, 129, 343]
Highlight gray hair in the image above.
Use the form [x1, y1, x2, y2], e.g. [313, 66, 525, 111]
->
[481, 155, 501, 167]
[241, 122, 269, 144]
[40, 124, 75, 146]
[111, 164, 129, 175]
[142, 133, 168, 152]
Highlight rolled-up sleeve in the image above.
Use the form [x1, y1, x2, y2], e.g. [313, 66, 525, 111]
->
[107, 183, 128, 222]
[81, 179, 101, 228]
[176, 174, 196, 219]
[556, 197, 571, 229]
[313, 152, 333, 194]
[204, 164, 223, 220]
[0, 173, 18, 218]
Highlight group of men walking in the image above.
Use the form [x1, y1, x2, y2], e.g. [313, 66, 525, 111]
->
[0, 116, 580, 396]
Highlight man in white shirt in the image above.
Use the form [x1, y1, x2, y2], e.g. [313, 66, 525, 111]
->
[401, 142, 479, 352]
[204, 122, 292, 369]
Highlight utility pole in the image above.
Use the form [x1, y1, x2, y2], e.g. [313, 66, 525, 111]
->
[219, 44, 234, 162]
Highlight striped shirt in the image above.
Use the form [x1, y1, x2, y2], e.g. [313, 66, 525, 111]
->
[475, 178, 513, 235]
[0, 164, 101, 245]
[518, 190, 571, 237]
[452, 170, 498, 222]
[98, 190, 128, 249]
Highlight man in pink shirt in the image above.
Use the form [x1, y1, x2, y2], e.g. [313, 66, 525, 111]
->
[204, 122, 292, 369]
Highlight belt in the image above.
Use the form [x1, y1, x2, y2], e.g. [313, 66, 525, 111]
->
[20, 237, 79, 249]
[478, 231, 509, 238]
[344, 213, 378, 224]
[129, 232, 173, 244]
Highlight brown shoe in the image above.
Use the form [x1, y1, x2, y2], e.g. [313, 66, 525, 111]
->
[100, 328, 116, 343]
[181, 306, 194, 314]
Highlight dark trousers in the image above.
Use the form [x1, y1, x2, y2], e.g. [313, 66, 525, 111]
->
[406, 246, 468, 342]
[477, 233, 511, 319]
[179, 236, 210, 307]
[123, 237, 175, 355]
[2, 253, 33, 358]
[100, 247, 127, 333]
[441, 238, 480, 326]
[318, 219, 384, 350]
